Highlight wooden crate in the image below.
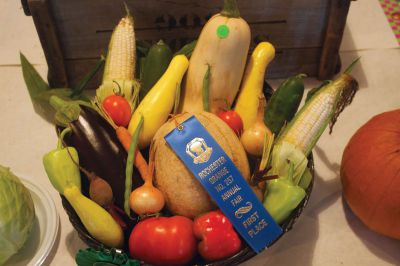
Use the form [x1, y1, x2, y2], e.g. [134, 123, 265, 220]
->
[22, 0, 351, 89]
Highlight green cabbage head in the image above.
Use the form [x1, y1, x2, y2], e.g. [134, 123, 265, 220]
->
[0, 166, 35, 265]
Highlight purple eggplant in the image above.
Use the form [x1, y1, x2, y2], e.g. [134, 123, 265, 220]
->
[58, 106, 143, 211]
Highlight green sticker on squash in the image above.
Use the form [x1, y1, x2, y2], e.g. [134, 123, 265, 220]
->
[217, 24, 230, 39]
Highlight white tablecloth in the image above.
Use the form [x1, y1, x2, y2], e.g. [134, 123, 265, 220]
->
[0, 0, 399, 265]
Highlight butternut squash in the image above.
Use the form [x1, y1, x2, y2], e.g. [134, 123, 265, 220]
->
[234, 42, 275, 130]
[128, 55, 189, 149]
[179, 0, 250, 114]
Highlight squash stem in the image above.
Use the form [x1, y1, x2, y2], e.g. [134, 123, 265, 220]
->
[221, 0, 240, 18]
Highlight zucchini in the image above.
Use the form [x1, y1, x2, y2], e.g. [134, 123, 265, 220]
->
[140, 40, 172, 100]
[264, 74, 305, 136]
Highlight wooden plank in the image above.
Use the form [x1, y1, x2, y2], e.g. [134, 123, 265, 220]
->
[318, 0, 351, 79]
[49, 0, 289, 30]
[48, 0, 329, 28]
[65, 58, 103, 90]
[52, 6, 328, 59]
[26, 0, 344, 85]
[65, 47, 321, 89]
[28, 0, 68, 87]
[21, 0, 31, 15]
[267, 47, 321, 78]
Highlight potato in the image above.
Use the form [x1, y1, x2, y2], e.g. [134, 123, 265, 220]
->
[152, 112, 261, 218]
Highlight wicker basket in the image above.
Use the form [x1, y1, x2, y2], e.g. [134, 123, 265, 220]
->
[61, 156, 314, 266]
[26, 1, 323, 263]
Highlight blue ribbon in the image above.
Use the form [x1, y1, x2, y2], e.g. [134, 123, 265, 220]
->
[165, 116, 282, 253]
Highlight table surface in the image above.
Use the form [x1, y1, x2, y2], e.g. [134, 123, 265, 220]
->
[1, 1, 399, 265]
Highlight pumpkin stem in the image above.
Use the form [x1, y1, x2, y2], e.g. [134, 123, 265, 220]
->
[221, 0, 240, 18]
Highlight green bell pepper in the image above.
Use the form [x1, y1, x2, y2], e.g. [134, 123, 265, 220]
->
[263, 159, 307, 224]
[263, 178, 306, 224]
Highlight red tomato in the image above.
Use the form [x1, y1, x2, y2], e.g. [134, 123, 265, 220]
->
[102, 95, 131, 127]
[129, 216, 197, 266]
[217, 110, 244, 136]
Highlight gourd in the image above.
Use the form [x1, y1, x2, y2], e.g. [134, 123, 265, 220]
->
[341, 109, 400, 239]
[152, 112, 262, 218]
[179, 0, 250, 114]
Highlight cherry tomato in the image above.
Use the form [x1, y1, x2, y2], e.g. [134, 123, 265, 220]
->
[102, 95, 131, 127]
[217, 110, 244, 136]
[129, 216, 197, 265]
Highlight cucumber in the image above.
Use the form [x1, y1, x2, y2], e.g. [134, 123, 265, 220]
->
[140, 40, 172, 100]
[264, 74, 305, 136]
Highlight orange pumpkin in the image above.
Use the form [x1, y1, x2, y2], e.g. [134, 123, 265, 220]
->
[341, 109, 400, 239]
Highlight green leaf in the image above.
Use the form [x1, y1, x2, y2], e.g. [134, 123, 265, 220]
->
[305, 80, 330, 103]
[202, 64, 211, 112]
[298, 167, 313, 190]
[35, 88, 74, 102]
[71, 57, 105, 98]
[20, 53, 94, 124]
[136, 40, 151, 56]
[173, 82, 181, 115]
[96, 79, 140, 109]
[259, 133, 275, 172]
[174, 40, 197, 58]
[125, 114, 144, 217]
[20, 52, 49, 99]
[344, 57, 361, 74]
[270, 141, 308, 184]
[33, 89, 75, 124]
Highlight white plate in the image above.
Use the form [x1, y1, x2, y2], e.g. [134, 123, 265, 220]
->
[5, 178, 59, 266]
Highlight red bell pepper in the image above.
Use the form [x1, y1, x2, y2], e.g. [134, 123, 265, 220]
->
[193, 210, 242, 261]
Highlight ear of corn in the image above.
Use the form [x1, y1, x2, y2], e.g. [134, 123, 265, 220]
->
[103, 15, 135, 82]
[268, 72, 358, 186]
[276, 73, 358, 156]
[96, 7, 139, 108]
[269, 141, 308, 184]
